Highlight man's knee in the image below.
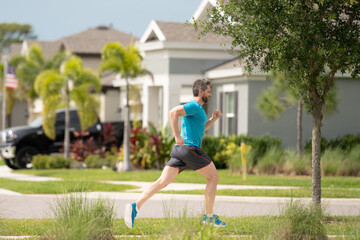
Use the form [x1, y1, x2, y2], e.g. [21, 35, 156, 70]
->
[206, 172, 219, 182]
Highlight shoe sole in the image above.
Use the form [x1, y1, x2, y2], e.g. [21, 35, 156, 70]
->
[124, 203, 133, 228]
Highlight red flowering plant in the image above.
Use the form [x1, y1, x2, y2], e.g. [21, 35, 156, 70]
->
[129, 121, 175, 169]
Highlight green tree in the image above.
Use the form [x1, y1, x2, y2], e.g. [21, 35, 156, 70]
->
[12, 45, 67, 123]
[35, 55, 101, 159]
[100, 42, 149, 171]
[192, 0, 360, 204]
[257, 71, 338, 153]
[0, 23, 35, 55]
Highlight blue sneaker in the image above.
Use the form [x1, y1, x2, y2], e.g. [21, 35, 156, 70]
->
[124, 203, 137, 228]
[202, 214, 226, 227]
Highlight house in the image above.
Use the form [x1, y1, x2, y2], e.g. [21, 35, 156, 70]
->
[7, 25, 138, 125]
[114, 0, 360, 148]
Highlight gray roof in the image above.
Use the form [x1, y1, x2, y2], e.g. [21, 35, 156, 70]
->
[153, 20, 232, 43]
[61, 25, 138, 54]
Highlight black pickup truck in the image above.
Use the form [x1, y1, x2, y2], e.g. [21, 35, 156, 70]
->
[0, 109, 124, 169]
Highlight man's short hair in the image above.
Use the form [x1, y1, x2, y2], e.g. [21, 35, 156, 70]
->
[193, 79, 211, 96]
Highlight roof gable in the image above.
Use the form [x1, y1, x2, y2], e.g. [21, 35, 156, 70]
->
[140, 20, 231, 44]
[191, 0, 217, 21]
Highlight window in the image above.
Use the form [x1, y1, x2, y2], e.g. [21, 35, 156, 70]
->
[220, 91, 238, 135]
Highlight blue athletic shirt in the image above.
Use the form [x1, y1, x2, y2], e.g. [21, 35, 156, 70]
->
[181, 99, 207, 147]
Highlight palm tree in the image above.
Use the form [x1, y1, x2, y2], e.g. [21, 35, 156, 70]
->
[34, 55, 101, 159]
[100, 42, 149, 171]
[12, 44, 67, 123]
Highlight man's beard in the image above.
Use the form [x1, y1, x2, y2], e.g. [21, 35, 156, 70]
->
[202, 95, 209, 103]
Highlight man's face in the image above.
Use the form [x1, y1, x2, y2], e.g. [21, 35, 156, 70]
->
[200, 85, 212, 103]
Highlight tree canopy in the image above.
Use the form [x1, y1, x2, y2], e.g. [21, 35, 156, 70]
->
[0, 23, 35, 54]
[192, 0, 360, 204]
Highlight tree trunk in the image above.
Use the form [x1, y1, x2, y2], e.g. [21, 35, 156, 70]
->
[312, 103, 323, 205]
[64, 80, 70, 159]
[6, 113, 11, 128]
[297, 100, 303, 154]
[123, 79, 132, 171]
[26, 98, 37, 124]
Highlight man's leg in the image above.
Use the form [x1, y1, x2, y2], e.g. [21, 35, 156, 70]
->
[125, 166, 179, 228]
[136, 166, 179, 209]
[196, 162, 219, 214]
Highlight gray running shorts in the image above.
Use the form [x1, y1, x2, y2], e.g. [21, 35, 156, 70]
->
[166, 145, 212, 173]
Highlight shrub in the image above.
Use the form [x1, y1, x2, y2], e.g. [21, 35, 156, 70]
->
[305, 134, 360, 154]
[257, 146, 285, 174]
[130, 122, 175, 170]
[84, 154, 117, 169]
[202, 134, 282, 169]
[275, 201, 327, 240]
[43, 193, 115, 240]
[32, 154, 70, 169]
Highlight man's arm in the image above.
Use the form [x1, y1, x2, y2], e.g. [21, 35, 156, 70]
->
[205, 109, 223, 131]
[169, 105, 187, 145]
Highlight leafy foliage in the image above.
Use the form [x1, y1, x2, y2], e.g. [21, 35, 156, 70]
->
[128, 121, 175, 169]
[32, 154, 70, 169]
[0, 23, 35, 54]
[34, 55, 101, 139]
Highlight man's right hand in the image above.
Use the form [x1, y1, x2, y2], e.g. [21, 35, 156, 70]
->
[175, 136, 185, 146]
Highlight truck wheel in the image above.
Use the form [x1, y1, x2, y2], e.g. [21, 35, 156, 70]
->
[4, 158, 19, 170]
[15, 147, 39, 169]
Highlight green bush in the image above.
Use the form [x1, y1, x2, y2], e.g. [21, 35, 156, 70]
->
[44, 193, 115, 240]
[84, 154, 117, 169]
[201, 134, 282, 169]
[32, 154, 70, 169]
[257, 146, 285, 174]
[305, 134, 360, 154]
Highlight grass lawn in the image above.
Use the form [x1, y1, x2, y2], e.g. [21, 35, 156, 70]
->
[15, 168, 360, 188]
[1, 168, 358, 196]
[163, 187, 360, 198]
[0, 178, 138, 194]
[0, 216, 359, 239]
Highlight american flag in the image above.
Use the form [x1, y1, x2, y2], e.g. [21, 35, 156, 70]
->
[6, 63, 18, 89]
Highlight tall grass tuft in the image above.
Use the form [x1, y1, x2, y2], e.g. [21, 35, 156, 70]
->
[276, 201, 327, 240]
[42, 193, 115, 240]
[321, 148, 344, 176]
[341, 145, 360, 176]
[283, 150, 312, 176]
[257, 146, 285, 174]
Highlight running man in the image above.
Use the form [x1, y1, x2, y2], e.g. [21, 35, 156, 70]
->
[124, 78, 226, 228]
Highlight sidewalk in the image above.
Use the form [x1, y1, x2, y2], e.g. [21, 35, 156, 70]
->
[0, 166, 61, 182]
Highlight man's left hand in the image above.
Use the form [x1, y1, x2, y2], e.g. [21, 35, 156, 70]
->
[212, 110, 223, 121]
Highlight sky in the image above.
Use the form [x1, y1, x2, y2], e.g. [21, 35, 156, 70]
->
[1, 0, 202, 41]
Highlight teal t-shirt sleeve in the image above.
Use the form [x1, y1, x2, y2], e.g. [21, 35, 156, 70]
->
[183, 101, 199, 116]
